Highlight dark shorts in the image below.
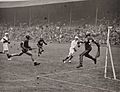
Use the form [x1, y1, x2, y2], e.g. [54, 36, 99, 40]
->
[22, 49, 28, 53]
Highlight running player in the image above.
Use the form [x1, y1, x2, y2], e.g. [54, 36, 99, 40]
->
[9, 35, 40, 66]
[76, 32, 100, 68]
[63, 36, 81, 63]
[37, 37, 47, 56]
[0, 33, 11, 60]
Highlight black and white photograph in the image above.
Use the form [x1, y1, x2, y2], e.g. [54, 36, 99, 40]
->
[0, 0, 120, 92]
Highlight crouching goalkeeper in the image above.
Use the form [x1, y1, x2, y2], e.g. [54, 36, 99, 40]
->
[9, 35, 40, 66]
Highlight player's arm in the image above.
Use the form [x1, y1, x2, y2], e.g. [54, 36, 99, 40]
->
[37, 41, 41, 47]
[92, 39, 100, 49]
[27, 44, 32, 50]
[92, 39, 100, 58]
[77, 39, 84, 47]
[43, 40, 47, 45]
[78, 39, 85, 44]
[20, 41, 27, 50]
[3, 38, 10, 44]
[77, 41, 80, 48]
[0, 38, 4, 43]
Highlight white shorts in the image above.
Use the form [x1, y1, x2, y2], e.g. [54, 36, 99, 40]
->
[68, 47, 75, 56]
[3, 43, 9, 52]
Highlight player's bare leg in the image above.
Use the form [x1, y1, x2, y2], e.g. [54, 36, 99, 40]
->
[67, 55, 73, 63]
[63, 56, 69, 63]
[38, 47, 44, 56]
[77, 50, 97, 68]
[85, 54, 97, 64]
[26, 51, 40, 66]
[40, 47, 44, 53]
[1, 50, 12, 60]
[77, 50, 89, 68]
[38, 48, 41, 56]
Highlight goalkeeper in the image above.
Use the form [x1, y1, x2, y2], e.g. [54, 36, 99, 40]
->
[9, 35, 40, 66]
[76, 32, 100, 68]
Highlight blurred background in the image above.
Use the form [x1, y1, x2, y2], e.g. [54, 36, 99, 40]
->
[0, 0, 120, 45]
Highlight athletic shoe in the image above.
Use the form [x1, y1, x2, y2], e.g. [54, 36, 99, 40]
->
[37, 75, 40, 79]
[34, 62, 40, 66]
[76, 64, 83, 68]
[62, 60, 66, 63]
[0, 52, 4, 54]
[68, 60, 71, 63]
[41, 50, 44, 52]
[8, 58, 12, 61]
[7, 54, 12, 58]
[7, 54, 12, 60]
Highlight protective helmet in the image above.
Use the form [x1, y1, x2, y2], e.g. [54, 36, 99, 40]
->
[75, 36, 79, 39]
[5, 33, 8, 35]
[26, 35, 31, 39]
[86, 32, 91, 37]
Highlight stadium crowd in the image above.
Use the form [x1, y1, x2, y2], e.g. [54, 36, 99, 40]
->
[0, 17, 120, 45]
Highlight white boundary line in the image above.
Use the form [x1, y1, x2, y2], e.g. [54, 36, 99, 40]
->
[104, 66, 120, 82]
[5, 66, 104, 82]
[5, 78, 34, 82]
[5, 74, 116, 92]
[105, 77, 120, 82]
[4, 66, 119, 92]
[0, 86, 24, 89]
[40, 66, 105, 77]
[38, 75, 116, 92]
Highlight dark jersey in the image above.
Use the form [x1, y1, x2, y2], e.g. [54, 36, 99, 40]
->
[84, 37, 94, 50]
[20, 40, 31, 50]
[37, 39, 47, 47]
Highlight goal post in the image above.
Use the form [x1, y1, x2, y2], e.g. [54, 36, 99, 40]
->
[104, 26, 117, 80]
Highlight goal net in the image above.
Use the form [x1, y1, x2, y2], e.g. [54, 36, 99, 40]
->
[104, 26, 120, 81]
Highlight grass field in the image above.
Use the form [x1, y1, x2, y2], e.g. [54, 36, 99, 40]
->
[0, 41, 120, 92]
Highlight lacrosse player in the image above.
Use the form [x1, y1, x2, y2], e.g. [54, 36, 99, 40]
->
[76, 32, 100, 68]
[37, 37, 47, 56]
[0, 33, 11, 60]
[63, 36, 81, 63]
[9, 35, 40, 66]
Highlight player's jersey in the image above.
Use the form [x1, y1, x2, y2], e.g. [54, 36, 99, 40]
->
[70, 40, 78, 49]
[37, 38, 47, 47]
[1, 36, 9, 43]
[20, 40, 31, 50]
[0, 36, 10, 51]
[84, 37, 94, 50]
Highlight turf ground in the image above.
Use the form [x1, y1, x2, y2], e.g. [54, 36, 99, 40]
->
[0, 41, 120, 92]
